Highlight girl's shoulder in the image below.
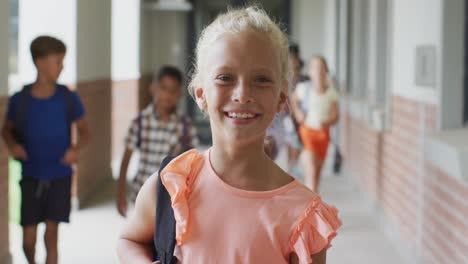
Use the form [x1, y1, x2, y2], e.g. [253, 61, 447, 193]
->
[158, 149, 205, 244]
[279, 181, 330, 218]
[159, 149, 204, 196]
[285, 182, 342, 262]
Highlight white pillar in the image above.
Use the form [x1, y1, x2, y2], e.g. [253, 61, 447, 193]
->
[76, 0, 111, 81]
[112, 0, 140, 81]
[140, 11, 187, 74]
[110, 0, 141, 176]
[18, 0, 77, 86]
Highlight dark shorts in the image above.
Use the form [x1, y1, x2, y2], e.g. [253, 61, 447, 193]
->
[20, 176, 72, 226]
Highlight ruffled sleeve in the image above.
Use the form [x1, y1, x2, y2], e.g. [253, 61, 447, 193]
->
[289, 196, 342, 263]
[160, 149, 204, 245]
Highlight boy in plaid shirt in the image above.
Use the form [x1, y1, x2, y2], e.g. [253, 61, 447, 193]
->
[116, 66, 199, 217]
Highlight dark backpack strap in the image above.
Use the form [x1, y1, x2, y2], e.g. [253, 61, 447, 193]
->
[13, 84, 33, 144]
[136, 113, 143, 148]
[180, 116, 192, 152]
[153, 156, 177, 264]
[57, 85, 74, 123]
[56, 85, 75, 142]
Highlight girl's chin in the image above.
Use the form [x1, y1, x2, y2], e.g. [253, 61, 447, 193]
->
[219, 130, 266, 145]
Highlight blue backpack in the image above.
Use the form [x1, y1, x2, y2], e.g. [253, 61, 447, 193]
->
[12, 84, 75, 144]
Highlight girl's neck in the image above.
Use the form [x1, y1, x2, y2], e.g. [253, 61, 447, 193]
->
[210, 136, 290, 191]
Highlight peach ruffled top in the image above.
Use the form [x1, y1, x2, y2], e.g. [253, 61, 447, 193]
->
[160, 149, 342, 264]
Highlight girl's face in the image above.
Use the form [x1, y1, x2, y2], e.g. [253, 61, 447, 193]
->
[308, 57, 327, 82]
[195, 30, 287, 145]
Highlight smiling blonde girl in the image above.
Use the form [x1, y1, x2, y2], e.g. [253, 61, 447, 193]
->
[117, 6, 341, 264]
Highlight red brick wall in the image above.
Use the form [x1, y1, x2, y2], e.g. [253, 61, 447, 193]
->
[0, 96, 11, 262]
[75, 79, 113, 206]
[342, 116, 383, 202]
[111, 79, 139, 161]
[380, 96, 422, 251]
[341, 96, 468, 262]
[422, 163, 468, 263]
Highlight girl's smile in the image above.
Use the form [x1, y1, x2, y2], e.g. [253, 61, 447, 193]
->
[224, 109, 262, 125]
[196, 30, 286, 144]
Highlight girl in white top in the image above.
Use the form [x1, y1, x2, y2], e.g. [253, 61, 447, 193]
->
[291, 56, 339, 192]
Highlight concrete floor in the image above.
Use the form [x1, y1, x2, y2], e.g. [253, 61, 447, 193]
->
[320, 174, 407, 264]
[10, 153, 408, 264]
[10, 180, 125, 264]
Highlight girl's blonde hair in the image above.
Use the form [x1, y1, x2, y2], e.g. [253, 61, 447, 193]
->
[188, 6, 291, 98]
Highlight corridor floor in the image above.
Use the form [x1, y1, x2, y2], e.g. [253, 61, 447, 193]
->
[10, 165, 407, 263]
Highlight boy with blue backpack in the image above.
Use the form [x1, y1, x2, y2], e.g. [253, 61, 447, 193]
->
[1, 35, 90, 264]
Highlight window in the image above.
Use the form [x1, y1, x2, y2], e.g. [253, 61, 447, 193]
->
[347, 0, 369, 98]
[464, 0, 468, 125]
[343, 0, 391, 130]
[374, 0, 390, 106]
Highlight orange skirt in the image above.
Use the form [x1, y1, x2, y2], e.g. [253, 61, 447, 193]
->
[299, 125, 330, 161]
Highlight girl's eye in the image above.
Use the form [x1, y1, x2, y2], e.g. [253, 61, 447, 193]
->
[216, 75, 233, 83]
[255, 76, 272, 84]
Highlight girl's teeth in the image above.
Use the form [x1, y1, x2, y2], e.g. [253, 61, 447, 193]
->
[228, 112, 254, 119]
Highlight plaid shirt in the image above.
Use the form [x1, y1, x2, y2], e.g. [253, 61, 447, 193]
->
[125, 104, 199, 201]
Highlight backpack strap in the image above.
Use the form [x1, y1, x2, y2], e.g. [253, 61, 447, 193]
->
[180, 116, 192, 152]
[136, 113, 143, 148]
[13, 84, 33, 144]
[57, 85, 74, 122]
[153, 156, 177, 264]
[56, 85, 75, 142]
